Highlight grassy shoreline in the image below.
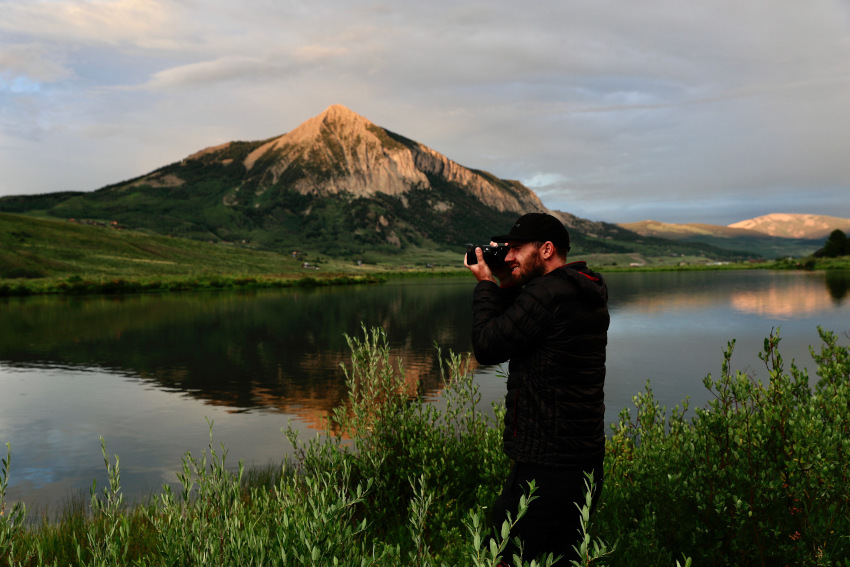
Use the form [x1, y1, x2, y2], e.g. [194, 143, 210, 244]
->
[3, 256, 848, 297]
[0, 272, 387, 297]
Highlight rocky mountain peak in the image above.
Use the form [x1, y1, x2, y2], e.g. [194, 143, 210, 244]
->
[282, 104, 374, 146]
[231, 105, 545, 215]
[318, 103, 370, 125]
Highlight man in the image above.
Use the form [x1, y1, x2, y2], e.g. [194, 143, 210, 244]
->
[465, 212, 609, 564]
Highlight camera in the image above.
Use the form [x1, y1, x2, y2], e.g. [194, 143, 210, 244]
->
[466, 244, 508, 267]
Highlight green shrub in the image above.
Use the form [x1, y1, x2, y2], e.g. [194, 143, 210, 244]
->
[600, 328, 850, 566]
[284, 325, 512, 564]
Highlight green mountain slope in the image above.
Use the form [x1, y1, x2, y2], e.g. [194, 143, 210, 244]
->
[0, 212, 306, 279]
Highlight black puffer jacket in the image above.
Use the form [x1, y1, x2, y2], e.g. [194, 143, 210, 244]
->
[472, 261, 609, 467]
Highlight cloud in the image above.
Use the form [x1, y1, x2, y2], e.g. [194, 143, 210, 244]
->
[141, 44, 351, 91]
[523, 173, 570, 189]
[1, 0, 849, 223]
[0, 44, 70, 85]
[143, 56, 292, 90]
[293, 45, 349, 64]
[0, 0, 179, 46]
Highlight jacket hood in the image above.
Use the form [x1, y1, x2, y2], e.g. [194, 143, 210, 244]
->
[552, 261, 608, 306]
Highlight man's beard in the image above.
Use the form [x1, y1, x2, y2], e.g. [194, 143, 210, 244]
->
[513, 253, 546, 286]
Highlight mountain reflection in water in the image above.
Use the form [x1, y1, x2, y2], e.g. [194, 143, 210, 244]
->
[731, 279, 841, 318]
[608, 269, 847, 317]
[1, 281, 476, 431]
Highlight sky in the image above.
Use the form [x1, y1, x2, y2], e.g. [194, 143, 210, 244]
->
[1, 0, 849, 225]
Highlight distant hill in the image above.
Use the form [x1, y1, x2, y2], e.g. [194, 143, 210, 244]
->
[729, 213, 850, 239]
[617, 215, 847, 258]
[618, 220, 769, 239]
[1, 105, 750, 262]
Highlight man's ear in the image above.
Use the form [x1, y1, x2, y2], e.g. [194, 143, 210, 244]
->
[540, 241, 555, 260]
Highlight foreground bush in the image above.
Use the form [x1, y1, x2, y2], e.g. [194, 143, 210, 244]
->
[1, 326, 847, 565]
[601, 328, 849, 566]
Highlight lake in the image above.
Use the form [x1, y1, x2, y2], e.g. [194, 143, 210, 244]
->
[2, 269, 849, 512]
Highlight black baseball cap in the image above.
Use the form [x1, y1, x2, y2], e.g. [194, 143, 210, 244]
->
[492, 213, 571, 250]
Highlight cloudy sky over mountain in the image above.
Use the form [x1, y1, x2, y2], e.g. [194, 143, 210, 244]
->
[1, 0, 849, 224]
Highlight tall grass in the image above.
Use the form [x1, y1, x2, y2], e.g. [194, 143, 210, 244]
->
[1, 326, 847, 565]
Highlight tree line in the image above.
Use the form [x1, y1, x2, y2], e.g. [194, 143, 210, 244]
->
[814, 228, 850, 258]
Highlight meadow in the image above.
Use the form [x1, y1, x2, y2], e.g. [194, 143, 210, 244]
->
[0, 212, 464, 295]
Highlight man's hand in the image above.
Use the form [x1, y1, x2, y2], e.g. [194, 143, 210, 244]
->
[464, 242, 516, 287]
[464, 246, 497, 283]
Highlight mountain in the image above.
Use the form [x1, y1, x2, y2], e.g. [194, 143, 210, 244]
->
[618, 214, 850, 258]
[1, 105, 548, 256]
[0, 104, 748, 261]
[728, 213, 850, 240]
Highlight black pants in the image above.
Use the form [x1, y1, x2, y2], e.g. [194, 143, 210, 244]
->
[488, 460, 603, 565]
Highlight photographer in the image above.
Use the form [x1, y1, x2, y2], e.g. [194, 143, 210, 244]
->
[464, 213, 609, 564]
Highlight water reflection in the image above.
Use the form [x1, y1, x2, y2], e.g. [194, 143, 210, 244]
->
[825, 271, 849, 302]
[0, 282, 475, 432]
[731, 283, 834, 318]
[1, 270, 849, 510]
[609, 270, 848, 319]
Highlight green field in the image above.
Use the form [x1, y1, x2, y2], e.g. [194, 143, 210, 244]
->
[0, 213, 466, 294]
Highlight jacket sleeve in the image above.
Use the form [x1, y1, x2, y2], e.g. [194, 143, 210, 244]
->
[471, 279, 555, 365]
